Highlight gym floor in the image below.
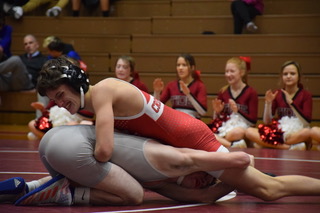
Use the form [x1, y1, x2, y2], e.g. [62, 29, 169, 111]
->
[1, 127, 320, 213]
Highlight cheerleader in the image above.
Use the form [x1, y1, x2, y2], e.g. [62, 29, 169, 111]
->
[246, 61, 312, 150]
[209, 57, 258, 147]
[114, 55, 149, 93]
[153, 53, 207, 119]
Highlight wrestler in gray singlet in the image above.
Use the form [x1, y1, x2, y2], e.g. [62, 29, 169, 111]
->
[39, 125, 169, 187]
[39, 125, 226, 187]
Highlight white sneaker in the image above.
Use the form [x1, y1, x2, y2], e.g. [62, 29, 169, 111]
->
[246, 22, 258, 32]
[231, 139, 247, 148]
[289, 142, 306, 151]
[15, 175, 72, 206]
[11, 6, 23, 19]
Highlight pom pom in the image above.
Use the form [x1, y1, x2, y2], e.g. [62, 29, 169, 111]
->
[209, 112, 230, 134]
[34, 110, 52, 133]
[216, 113, 250, 137]
[258, 119, 284, 145]
[49, 106, 82, 127]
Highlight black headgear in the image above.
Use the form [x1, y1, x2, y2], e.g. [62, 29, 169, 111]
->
[59, 64, 89, 94]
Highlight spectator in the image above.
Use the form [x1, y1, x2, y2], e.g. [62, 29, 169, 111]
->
[208, 56, 258, 148]
[43, 36, 87, 71]
[21, 34, 49, 117]
[0, 12, 12, 62]
[71, 0, 111, 17]
[114, 55, 149, 93]
[153, 53, 207, 119]
[1, 0, 69, 19]
[231, 0, 264, 34]
[246, 61, 313, 150]
[20, 34, 48, 88]
[0, 15, 34, 91]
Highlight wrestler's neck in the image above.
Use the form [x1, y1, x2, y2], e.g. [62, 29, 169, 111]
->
[83, 86, 94, 112]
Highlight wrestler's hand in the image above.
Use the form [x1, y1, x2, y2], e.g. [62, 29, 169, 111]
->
[212, 98, 224, 114]
[153, 78, 164, 93]
[281, 89, 293, 105]
[265, 89, 278, 104]
[179, 80, 190, 95]
[229, 99, 238, 113]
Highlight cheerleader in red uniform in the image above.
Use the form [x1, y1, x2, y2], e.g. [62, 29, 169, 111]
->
[114, 55, 149, 93]
[246, 61, 312, 150]
[209, 57, 258, 147]
[153, 53, 207, 119]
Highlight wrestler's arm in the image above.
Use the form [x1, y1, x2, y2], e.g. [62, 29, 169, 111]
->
[92, 84, 115, 162]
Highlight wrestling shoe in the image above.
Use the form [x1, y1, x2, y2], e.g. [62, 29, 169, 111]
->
[15, 174, 72, 206]
[0, 177, 26, 203]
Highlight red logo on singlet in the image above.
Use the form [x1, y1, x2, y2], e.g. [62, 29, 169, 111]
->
[151, 99, 161, 113]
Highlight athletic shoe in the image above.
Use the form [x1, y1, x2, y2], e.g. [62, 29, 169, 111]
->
[0, 177, 26, 203]
[216, 191, 237, 202]
[289, 142, 306, 151]
[15, 174, 72, 206]
[246, 22, 258, 32]
[231, 139, 247, 148]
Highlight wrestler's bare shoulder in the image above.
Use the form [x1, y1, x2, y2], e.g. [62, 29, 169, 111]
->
[94, 78, 132, 89]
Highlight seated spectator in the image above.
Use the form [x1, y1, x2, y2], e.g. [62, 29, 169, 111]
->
[0, 12, 11, 62]
[114, 55, 149, 93]
[43, 35, 87, 71]
[153, 53, 207, 119]
[71, 0, 112, 17]
[208, 56, 258, 148]
[0, 14, 34, 92]
[20, 34, 48, 90]
[231, 0, 264, 34]
[0, 0, 69, 19]
[246, 61, 313, 150]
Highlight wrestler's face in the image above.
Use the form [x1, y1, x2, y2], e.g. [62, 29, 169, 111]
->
[282, 64, 299, 87]
[46, 84, 80, 114]
[176, 57, 192, 80]
[180, 172, 215, 189]
[115, 59, 132, 82]
[225, 62, 243, 85]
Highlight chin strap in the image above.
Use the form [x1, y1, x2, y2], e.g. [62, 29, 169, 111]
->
[80, 87, 85, 109]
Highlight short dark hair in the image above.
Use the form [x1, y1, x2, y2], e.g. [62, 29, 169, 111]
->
[37, 56, 89, 96]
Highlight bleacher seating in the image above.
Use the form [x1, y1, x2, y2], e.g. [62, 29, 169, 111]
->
[1, 0, 319, 125]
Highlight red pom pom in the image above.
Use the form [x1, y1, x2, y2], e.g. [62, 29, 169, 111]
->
[208, 112, 230, 134]
[258, 119, 284, 145]
[34, 110, 52, 133]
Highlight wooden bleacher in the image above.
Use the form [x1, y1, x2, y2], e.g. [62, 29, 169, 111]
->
[1, 0, 320, 125]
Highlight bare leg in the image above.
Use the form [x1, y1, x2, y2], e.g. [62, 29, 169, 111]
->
[225, 127, 246, 142]
[246, 127, 291, 149]
[215, 134, 232, 147]
[220, 166, 320, 201]
[285, 128, 311, 146]
[88, 164, 143, 205]
[311, 126, 320, 142]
